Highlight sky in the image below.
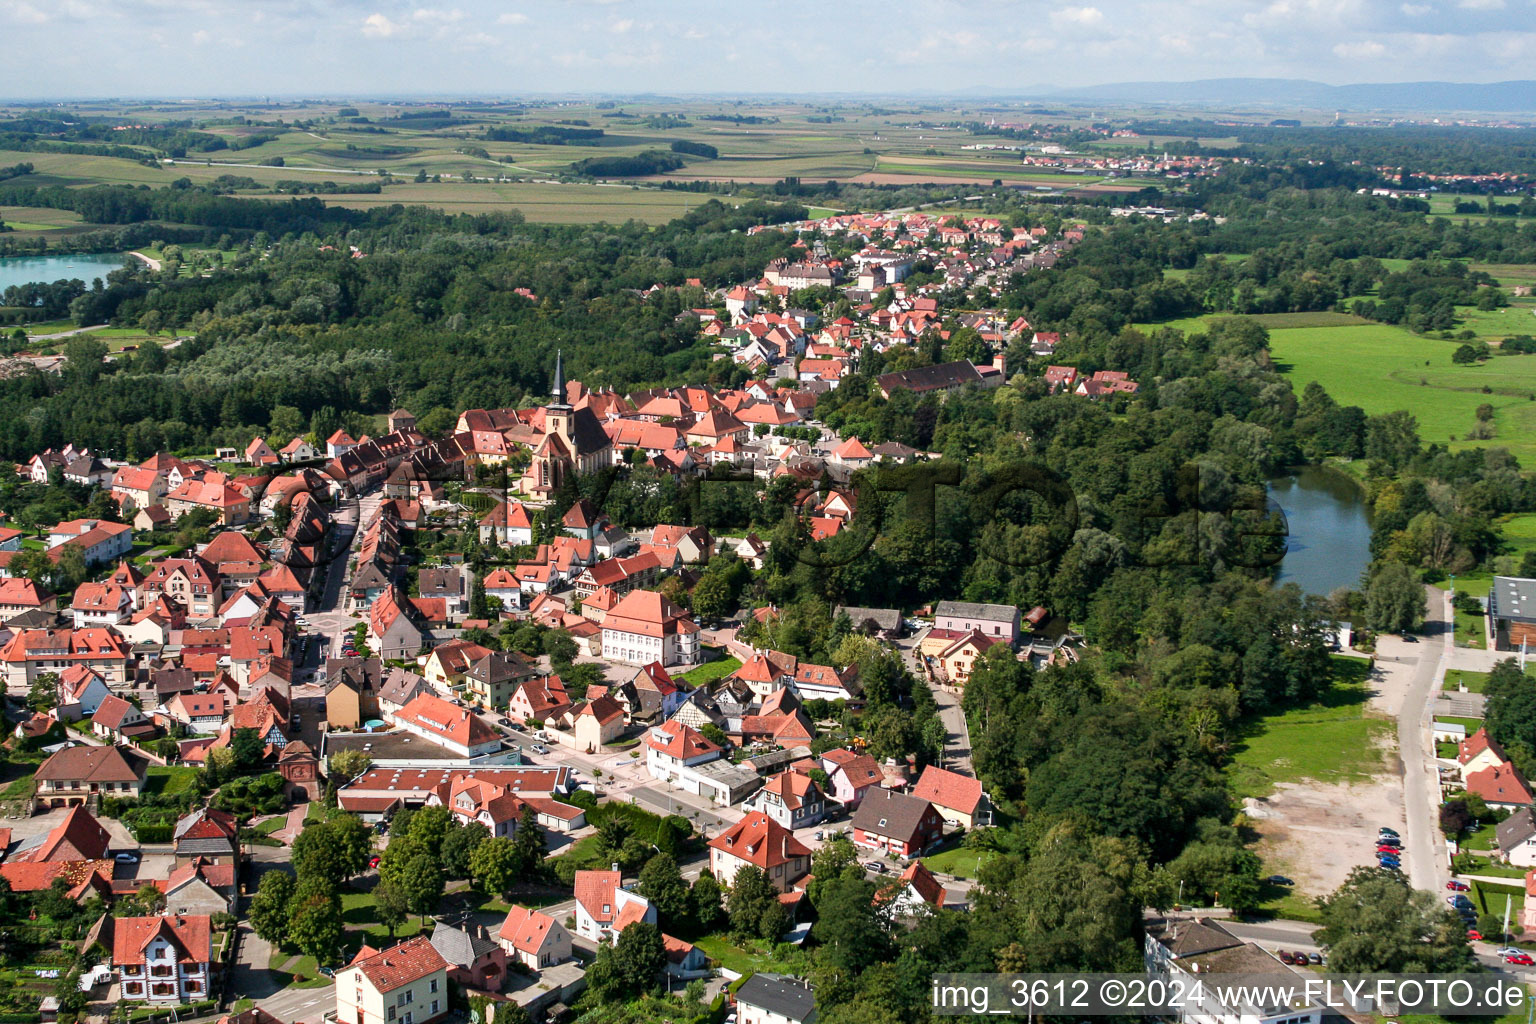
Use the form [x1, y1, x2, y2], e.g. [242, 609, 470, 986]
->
[0, 0, 1532, 98]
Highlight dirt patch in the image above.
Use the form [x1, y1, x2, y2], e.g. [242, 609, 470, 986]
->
[1244, 770, 1404, 898]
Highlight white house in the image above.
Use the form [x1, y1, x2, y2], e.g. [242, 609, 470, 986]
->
[572, 869, 655, 942]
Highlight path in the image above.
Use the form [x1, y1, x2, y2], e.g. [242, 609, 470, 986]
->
[1398, 585, 1453, 894]
[270, 804, 307, 845]
[25, 323, 108, 340]
[128, 251, 161, 271]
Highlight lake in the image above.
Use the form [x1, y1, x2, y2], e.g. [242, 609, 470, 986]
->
[0, 253, 130, 293]
[1268, 466, 1373, 596]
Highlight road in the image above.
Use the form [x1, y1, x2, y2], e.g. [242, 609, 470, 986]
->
[895, 627, 973, 773]
[1397, 586, 1453, 894]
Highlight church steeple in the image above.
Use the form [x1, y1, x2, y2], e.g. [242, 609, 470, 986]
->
[550, 349, 569, 409]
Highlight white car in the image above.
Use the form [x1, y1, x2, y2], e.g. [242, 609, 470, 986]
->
[531, 743, 549, 755]
[1496, 946, 1523, 958]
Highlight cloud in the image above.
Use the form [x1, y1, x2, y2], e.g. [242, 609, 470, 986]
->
[0, 0, 50, 23]
[496, 11, 527, 23]
[608, 16, 633, 31]
[1332, 39, 1386, 57]
[1050, 5, 1104, 25]
[361, 11, 402, 36]
[1457, 0, 1503, 8]
[1399, 2, 1431, 12]
[412, 7, 465, 22]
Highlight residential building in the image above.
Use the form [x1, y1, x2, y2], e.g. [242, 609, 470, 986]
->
[496, 905, 572, 971]
[0, 578, 56, 623]
[911, 765, 988, 828]
[745, 771, 826, 830]
[932, 600, 1020, 644]
[509, 675, 572, 724]
[6, 805, 111, 863]
[46, 519, 133, 567]
[387, 694, 503, 759]
[600, 590, 701, 667]
[463, 651, 538, 710]
[1144, 915, 1321, 1024]
[159, 858, 237, 915]
[881, 861, 948, 917]
[370, 587, 429, 660]
[572, 869, 656, 942]
[819, 749, 883, 809]
[166, 474, 250, 526]
[325, 658, 384, 729]
[172, 807, 240, 867]
[550, 695, 626, 753]
[428, 921, 509, 993]
[335, 936, 450, 1024]
[142, 558, 221, 619]
[850, 788, 944, 859]
[708, 812, 810, 892]
[55, 665, 112, 721]
[1498, 808, 1536, 868]
[736, 973, 818, 1024]
[0, 627, 131, 687]
[70, 580, 134, 629]
[108, 914, 215, 1003]
[92, 694, 153, 742]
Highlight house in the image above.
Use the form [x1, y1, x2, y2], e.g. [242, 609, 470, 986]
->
[111, 467, 167, 513]
[429, 921, 509, 993]
[325, 658, 384, 729]
[601, 589, 701, 667]
[572, 869, 656, 942]
[875, 360, 986, 399]
[932, 600, 1020, 645]
[370, 587, 429, 660]
[70, 580, 133, 629]
[378, 667, 432, 718]
[880, 860, 947, 917]
[496, 905, 572, 970]
[55, 665, 112, 722]
[911, 765, 988, 828]
[642, 719, 760, 804]
[326, 430, 359, 460]
[46, 519, 133, 566]
[133, 505, 172, 532]
[141, 558, 221, 619]
[850, 788, 944, 859]
[463, 651, 539, 711]
[834, 606, 903, 639]
[481, 568, 522, 610]
[335, 936, 450, 1024]
[158, 857, 237, 915]
[166, 474, 250, 526]
[245, 438, 278, 466]
[736, 973, 817, 1024]
[509, 675, 573, 724]
[0, 578, 56, 623]
[1498, 808, 1536, 867]
[744, 770, 826, 830]
[708, 812, 810, 892]
[550, 695, 626, 753]
[6, 805, 111, 863]
[107, 914, 215, 1004]
[937, 629, 1004, 687]
[1144, 915, 1322, 1024]
[172, 807, 240, 867]
[279, 437, 320, 463]
[422, 639, 494, 693]
[819, 749, 883, 809]
[417, 566, 470, 621]
[1466, 762, 1534, 810]
[1460, 728, 1509, 777]
[477, 501, 534, 547]
[388, 694, 504, 759]
[92, 694, 155, 742]
[664, 934, 709, 980]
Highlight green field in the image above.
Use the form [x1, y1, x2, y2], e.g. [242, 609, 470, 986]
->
[1227, 657, 1390, 799]
[1267, 322, 1536, 461]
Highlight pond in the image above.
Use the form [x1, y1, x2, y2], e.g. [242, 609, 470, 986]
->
[0, 253, 130, 293]
[1267, 466, 1373, 596]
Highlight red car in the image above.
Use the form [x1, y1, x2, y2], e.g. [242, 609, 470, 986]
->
[1468, 929, 1483, 941]
[368, 855, 381, 868]
[1377, 845, 1403, 855]
[1506, 954, 1535, 966]
[1447, 880, 1471, 892]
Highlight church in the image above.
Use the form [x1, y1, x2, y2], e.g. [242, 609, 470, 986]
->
[520, 351, 613, 500]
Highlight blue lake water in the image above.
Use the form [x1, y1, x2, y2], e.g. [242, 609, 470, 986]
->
[1268, 466, 1373, 596]
[0, 253, 130, 293]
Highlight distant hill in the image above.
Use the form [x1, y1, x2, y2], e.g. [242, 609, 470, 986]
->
[1047, 78, 1536, 113]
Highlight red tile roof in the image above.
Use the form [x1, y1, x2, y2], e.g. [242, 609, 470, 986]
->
[112, 914, 213, 965]
[708, 812, 810, 870]
[345, 936, 449, 993]
[498, 905, 560, 954]
[911, 765, 984, 816]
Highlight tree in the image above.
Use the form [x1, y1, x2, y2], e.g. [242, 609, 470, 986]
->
[587, 922, 665, 1003]
[510, 805, 546, 876]
[726, 866, 781, 942]
[407, 804, 454, 858]
[329, 749, 372, 780]
[1364, 562, 1426, 634]
[288, 878, 345, 965]
[328, 813, 376, 880]
[1440, 798, 1473, 838]
[442, 821, 490, 880]
[292, 824, 348, 886]
[373, 883, 410, 939]
[689, 872, 725, 936]
[636, 853, 691, 929]
[691, 572, 732, 620]
[814, 870, 890, 972]
[1315, 866, 1474, 972]
[249, 869, 295, 946]
[229, 727, 265, 772]
[470, 836, 519, 896]
[26, 672, 60, 713]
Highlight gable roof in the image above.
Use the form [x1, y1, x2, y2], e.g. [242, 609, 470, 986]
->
[346, 936, 449, 993]
[35, 744, 142, 784]
[495, 905, 561, 955]
[736, 973, 816, 1023]
[850, 787, 939, 843]
[911, 765, 984, 816]
[8, 805, 111, 863]
[708, 812, 809, 870]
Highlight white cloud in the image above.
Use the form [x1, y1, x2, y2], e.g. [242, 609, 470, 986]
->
[1332, 39, 1386, 57]
[608, 17, 633, 32]
[1, 0, 50, 23]
[1050, 5, 1104, 25]
[1458, 0, 1503, 9]
[497, 11, 528, 23]
[361, 11, 402, 37]
[412, 7, 465, 21]
[1400, 2, 1431, 12]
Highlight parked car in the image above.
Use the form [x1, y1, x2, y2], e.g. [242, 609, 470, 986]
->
[319, 966, 335, 978]
[1403, 634, 1419, 643]
[1468, 929, 1484, 941]
[1506, 954, 1535, 966]
[1307, 953, 1323, 965]
[1377, 837, 1402, 847]
[865, 861, 888, 874]
[1277, 952, 1297, 965]
[1496, 947, 1523, 958]
[1266, 875, 1295, 886]
[1379, 827, 1400, 837]
[368, 855, 380, 869]
[531, 744, 549, 755]
[1451, 894, 1473, 908]
[1447, 880, 1471, 892]
[1379, 859, 1401, 869]
[114, 852, 139, 863]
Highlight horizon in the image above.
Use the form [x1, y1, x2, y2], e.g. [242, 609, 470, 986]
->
[1, 0, 1533, 99]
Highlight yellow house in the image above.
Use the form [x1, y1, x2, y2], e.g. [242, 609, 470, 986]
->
[335, 936, 450, 1024]
[422, 640, 494, 694]
[937, 629, 1005, 688]
[551, 695, 625, 753]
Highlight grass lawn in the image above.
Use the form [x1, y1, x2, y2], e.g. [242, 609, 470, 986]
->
[1435, 715, 1485, 733]
[1455, 608, 1488, 649]
[677, 656, 742, 688]
[1455, 853, 1525, 878]
[1471, 879, 1524, 917]
[1437, 740, 1460, 758]
[921, 844, 995, 880]
[1464, 823, 1498, 851]
[0, 769, 36, 802]
[1227, 657, 1389, 799]
[340, 891, 426, 944]
[692, 934, 806, 978]
[1253, 885, 1324, 925]
[143, 765, 200, 798]
[254, 816, 288, 836]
